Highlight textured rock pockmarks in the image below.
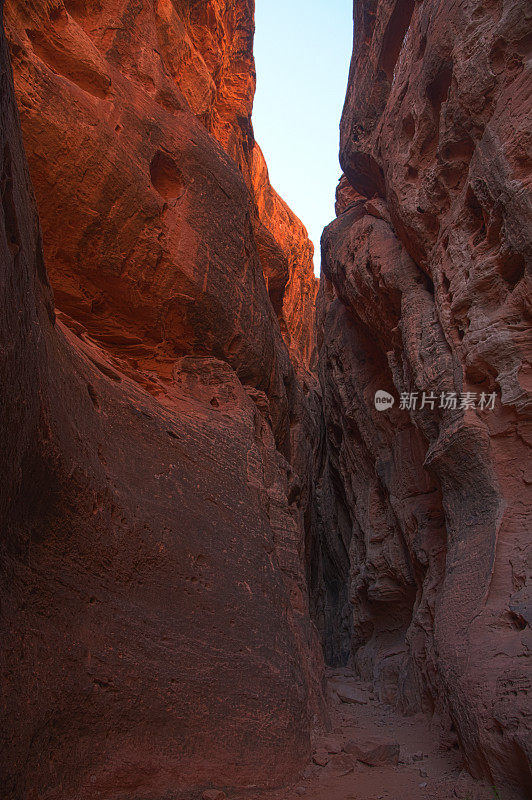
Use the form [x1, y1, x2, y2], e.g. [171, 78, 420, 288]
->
[315, 0, 531, 795]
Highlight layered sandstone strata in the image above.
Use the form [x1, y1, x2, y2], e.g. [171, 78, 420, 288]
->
[315, 0, 531, 795]
[1, 2, 322, 798]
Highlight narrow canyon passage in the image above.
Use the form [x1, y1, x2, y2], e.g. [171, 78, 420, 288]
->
[270, 671, 505, 800]
[1, 2, 530, 800]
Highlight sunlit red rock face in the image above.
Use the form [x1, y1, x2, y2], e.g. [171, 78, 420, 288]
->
[1, 2, 323, 798]
[4, 0, 317, 381]
[316, 0, 531, 795]
[251, 142, 318, 375]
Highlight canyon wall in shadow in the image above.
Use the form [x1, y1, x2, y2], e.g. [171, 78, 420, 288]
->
[1, 2, 323, 798]
[314, 0, 531, 795]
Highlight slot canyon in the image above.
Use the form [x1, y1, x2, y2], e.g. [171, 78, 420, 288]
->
[0, 1, 530, 799]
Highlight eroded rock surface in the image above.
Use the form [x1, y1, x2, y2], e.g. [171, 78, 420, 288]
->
[1, 2, 323, 798]
[315, 0, 531, 796]
[2, 0, 531, 798]
[4, 0, 317, 383]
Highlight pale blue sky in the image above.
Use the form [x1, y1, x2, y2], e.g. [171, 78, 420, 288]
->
[253, 0, 353, 275]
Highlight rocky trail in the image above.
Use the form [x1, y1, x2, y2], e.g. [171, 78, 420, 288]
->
[215, 671, 518, 800]
[271, 672, 516, 800]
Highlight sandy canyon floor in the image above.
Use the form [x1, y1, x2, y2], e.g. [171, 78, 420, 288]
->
[222, 672, 520, 800]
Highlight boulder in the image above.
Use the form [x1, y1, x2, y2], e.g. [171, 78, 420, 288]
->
[343, 737, 400, 767]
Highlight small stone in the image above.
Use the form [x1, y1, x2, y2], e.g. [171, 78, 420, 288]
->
[343, 736, 400, 766]
[336, 685, 368, 705]
[312, 751, 330, 766]
[294, 788, 307, 797]
[419, 768, 428, 777]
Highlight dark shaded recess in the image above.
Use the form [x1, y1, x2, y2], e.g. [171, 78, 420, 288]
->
[4, 434, 61, 557]
[417, 33, 427, 60]
[1, 143, 21, 260]
[344, 151, 386, 200]
[441, 136, 474, 162]
[465, 185, 487, 244]
[305, 405, 327, 629]
[267, 284, 285, 317]
[309, 451, 353, 667]
[465, 184, 527, 289]
[235, 112, 255, 153]
[482, 201, 526, 287]
[149, 151, 185, 202]
[379, 0, 415, 80]
[426, 61, 453, 123]
[321, 459, 353, 666]
[402, 112, 415, 139]
[306, 394, 354, 667]
[498, 250, 526, 288]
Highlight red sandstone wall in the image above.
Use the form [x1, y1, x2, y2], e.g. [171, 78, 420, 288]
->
[315, 0, 531, 794]
[0, 2, 324, 797]
[4, 0, 317, 377]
